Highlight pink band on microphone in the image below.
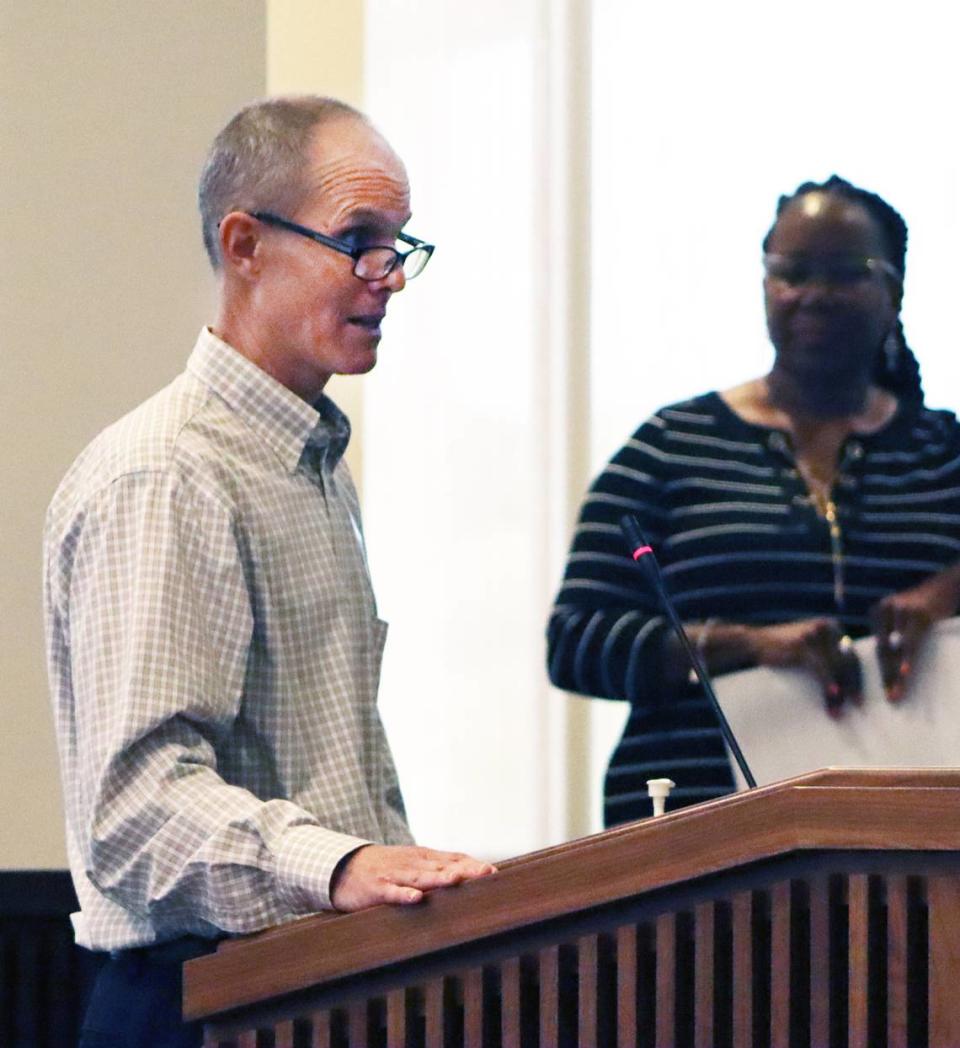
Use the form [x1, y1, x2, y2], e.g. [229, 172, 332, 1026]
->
[632, 545, 653, 560]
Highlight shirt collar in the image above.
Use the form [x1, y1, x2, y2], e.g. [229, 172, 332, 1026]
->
[186, 328, 352, 474]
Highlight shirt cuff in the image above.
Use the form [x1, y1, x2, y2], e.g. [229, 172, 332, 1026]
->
[274, 824, 371, 912]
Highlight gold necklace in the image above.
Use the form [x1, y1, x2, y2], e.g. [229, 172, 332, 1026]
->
[796, 464, 845, 607]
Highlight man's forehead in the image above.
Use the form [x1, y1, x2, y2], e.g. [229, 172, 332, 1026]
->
[308, 119, 405, 178]
[341, 202, 412, 223]
[302, 123, 410, 220]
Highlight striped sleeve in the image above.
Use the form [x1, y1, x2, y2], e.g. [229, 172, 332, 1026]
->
[547, 415, 670, 708]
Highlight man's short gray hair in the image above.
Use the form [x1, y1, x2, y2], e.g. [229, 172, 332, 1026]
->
[198, 96, 365, 270]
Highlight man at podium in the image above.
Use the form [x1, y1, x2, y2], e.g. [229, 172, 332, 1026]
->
[43, 96, 493, 1047]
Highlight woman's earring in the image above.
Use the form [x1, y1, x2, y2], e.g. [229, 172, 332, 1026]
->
[884, 331, 900, 373]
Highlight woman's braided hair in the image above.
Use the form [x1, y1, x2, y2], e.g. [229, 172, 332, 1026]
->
[763, 175, 923, 405]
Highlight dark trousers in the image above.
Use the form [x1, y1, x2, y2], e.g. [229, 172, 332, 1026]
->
[78, 938, 216, 1048]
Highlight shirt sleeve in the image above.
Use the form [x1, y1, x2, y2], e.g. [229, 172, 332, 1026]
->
[53, 468, 367, 938]
[546, 417, 671, 709]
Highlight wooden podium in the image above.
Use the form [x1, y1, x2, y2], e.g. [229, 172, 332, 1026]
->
[183, 769, 960, 1046]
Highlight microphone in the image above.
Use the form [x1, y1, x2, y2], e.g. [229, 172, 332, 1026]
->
[619, 514, 758, 790]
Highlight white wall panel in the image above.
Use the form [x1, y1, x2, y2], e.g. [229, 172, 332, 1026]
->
[362, 0, 592, 858]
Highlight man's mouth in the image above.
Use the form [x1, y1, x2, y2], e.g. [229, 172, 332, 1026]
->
[348, 314, 385, 331]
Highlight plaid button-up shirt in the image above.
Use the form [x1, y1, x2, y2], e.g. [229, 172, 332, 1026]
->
[44, 328, 412, 950]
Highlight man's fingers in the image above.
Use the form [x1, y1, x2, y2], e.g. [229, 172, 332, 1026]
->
[376, 882, 424, 905]
[331, 845, 496, 912]
[400, 850, 495, 885]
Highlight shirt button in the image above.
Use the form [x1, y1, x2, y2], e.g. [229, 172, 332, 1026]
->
[768, 432, 788, 453]
[846, 441, 864, 460]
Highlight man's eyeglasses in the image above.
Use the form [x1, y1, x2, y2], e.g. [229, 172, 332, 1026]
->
[763, 253, 902, 290]
[250, 211, 434, 281]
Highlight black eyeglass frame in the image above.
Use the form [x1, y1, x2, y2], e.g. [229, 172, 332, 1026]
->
[250, 211, 434, 280]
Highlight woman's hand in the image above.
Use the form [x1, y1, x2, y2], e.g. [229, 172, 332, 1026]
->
[745, 618, 862, 717]
[871, 567, 960, 702]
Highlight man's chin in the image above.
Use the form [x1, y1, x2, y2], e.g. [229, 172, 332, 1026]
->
[337, 347, 379, 377]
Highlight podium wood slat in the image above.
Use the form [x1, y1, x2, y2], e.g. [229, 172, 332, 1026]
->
[579, 933, 598, 1048]
[929, 875, 960, 1044]
[771, 881, 791, 1048]
[655, 913, 676, 1048]
[463, 968, 484, 1048]
[539, 944, 560, 1048]
[693, 902, 714, 1048]
[617, 924, 638, 1048]
[386, 989, 405, 1048]
[809, 875, 830, 1048]
[886, 875, 908, 1048]
[424, 979, 444, 1048]
[349, 999, 369, 1047]
[310, 1010, 331, 1048]
[733, 891, 753, 1046]
[848, 873, 870, 1048]
[501, 956, 521, 1048]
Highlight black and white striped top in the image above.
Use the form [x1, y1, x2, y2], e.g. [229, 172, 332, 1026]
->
[547, 391, 960, 825]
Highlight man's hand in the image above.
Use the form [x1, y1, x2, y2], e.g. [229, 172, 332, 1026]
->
[746, 618, 861, 717]
[330, 844, 497, 912]
[871, 568, 960, 702]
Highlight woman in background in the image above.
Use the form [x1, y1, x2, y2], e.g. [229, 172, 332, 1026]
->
[548, 176, 960, 825]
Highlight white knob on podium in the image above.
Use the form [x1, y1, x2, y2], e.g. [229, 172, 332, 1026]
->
[646, 778, 676, 817]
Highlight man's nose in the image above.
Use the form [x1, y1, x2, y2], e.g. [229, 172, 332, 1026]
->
[380, 263, 406, 293]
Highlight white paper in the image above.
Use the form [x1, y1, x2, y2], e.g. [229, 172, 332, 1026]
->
[714, 616, 960, 789]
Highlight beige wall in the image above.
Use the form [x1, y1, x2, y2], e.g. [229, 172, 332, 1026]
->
[1, 3, 266, 868]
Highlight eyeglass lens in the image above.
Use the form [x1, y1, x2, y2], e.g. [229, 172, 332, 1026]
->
[355, 245, 431, 281]
[765, 256, 876, 288]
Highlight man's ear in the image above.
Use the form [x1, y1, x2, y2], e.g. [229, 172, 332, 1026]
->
[218, 212, 262, 279]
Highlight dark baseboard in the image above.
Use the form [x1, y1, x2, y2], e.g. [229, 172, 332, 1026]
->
[0, 869, 104, 1048]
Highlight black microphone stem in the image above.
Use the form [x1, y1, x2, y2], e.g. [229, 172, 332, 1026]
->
[619, 515, 758, 790]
